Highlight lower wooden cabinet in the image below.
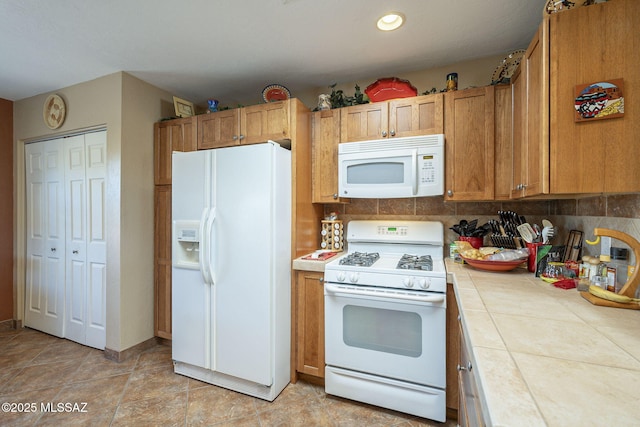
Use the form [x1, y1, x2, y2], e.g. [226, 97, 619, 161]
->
[446, 282, 460, 418]
[458, 320, 485, 427]
[294, 270, 325, 379]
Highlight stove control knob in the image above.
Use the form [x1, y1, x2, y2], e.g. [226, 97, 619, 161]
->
[419, 278, 431, 289]
[349, 272, 359, 283]
[403, 277, 414, 288]
[337, 272, 346, 282]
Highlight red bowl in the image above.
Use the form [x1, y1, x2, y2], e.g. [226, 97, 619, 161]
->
[460, 256, 527, 272]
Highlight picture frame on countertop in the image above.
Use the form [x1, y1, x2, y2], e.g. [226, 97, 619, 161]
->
[173, 96, 195, 118]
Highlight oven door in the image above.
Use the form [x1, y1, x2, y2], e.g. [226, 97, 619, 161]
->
[324, 282, 446, 388]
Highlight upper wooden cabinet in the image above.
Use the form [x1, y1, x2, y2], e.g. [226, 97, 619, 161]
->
[154, 117, 197, 185]
[311, 109, 349, 204]
[444, 86, 495, 201]
[242, 101, 290, 144]
[340, 93, 443, 142]
[197, 109, 240, 149]
[511, 19, 549, 199]
[550, 0, 640, 194]
[493, 84, 514, 201]
[198, 101, 290, 149]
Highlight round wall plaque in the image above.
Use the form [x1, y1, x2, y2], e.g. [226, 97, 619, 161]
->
[43, 94, 66, 129]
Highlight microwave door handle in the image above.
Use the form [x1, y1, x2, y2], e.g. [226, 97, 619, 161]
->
[411, 149, 418, 195]
[325, 283, 445, 304]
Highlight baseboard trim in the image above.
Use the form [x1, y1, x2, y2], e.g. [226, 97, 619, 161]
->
[0, 319, 22, 330]
[104, 336, 158, 362]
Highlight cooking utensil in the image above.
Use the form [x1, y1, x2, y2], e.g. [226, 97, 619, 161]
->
[542, 226, 555, 244]
[517, 223, 536, 244]
[542, 219, 553, 229]
[533, 224, 542, 242]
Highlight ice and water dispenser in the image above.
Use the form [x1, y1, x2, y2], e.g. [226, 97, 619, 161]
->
[173, 220, 200, 269]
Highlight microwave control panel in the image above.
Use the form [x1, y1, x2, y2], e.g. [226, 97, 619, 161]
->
[419, 154, 437, 184]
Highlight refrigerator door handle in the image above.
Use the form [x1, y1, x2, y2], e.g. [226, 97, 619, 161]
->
[206, 207, 217, 285]
[199, 207, 212, 284]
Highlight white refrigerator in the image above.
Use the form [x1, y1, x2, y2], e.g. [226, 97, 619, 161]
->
[171, 141, 291, 401]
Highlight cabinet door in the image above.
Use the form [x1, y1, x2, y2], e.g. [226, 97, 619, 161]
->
[340, 102, 388, 142]
[295, 270, 325, 378]
[154, 185, 172, 339]
[511, 64, 525, 199]
[523, 20, 549, 197]
[551, 0, 639, 193]
[388, 93, 444, 138]
[198, 109, 241, 149]
[154, 117, 197, 185]
[446, 283, 460, 414]
[311, 109, 349, 203]
[444, 87, 495, 201]
[241, 101, 289, 145]
[493, 85, 513, 200]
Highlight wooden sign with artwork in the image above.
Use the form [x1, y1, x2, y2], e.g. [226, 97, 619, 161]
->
[574, 78, 624, 122]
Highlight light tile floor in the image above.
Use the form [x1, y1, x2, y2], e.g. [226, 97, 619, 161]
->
[0, 325, 456, 426]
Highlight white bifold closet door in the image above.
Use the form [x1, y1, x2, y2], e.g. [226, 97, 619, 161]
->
[25, 130, 107, 350]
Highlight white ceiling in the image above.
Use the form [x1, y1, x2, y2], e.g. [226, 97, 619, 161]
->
[0, 0, 547, 106]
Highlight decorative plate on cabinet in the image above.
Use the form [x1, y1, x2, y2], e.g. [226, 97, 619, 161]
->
[43, 94, 66, 129]
[262, 84, 291, 102]
[543, 0, 583, 16]
[365, 77, 417, 102]
[491, 50, 526, 84]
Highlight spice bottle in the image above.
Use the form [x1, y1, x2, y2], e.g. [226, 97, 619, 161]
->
[446, 73, 458, 91]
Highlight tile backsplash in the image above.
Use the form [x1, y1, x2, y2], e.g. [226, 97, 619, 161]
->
[324, 194, 640, 265]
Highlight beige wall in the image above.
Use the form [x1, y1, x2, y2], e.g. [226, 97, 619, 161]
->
[13, 72, 173, 352]
[295, 53, 507, 110]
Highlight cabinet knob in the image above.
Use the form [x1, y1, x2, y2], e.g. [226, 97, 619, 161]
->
[333, 193, 338, 199]
[50, 247, 56, 252]
[72, 250, 79, 254]
[447, 190, 453, 197]
[381, 131, 387, 137]
[390, 129, 396, 136]
[457, 364, 466, 371]
[232, 135, 238, 140]
[239, 134, 245, 140]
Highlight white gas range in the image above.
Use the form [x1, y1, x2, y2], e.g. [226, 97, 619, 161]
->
[323, 220, 447, 422]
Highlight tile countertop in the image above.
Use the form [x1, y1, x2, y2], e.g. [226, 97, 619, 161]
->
[446, 259, 640, 427]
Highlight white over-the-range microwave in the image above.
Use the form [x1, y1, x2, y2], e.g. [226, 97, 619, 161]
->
[338, 134, 444, 199]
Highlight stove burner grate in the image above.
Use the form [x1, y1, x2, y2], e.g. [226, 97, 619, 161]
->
[396, 254, 433, 271]
[339, 252, 380, 267]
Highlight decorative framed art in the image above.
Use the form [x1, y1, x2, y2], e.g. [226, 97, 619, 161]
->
[173, 96, 195, 118]
[574, 78, 624, 122]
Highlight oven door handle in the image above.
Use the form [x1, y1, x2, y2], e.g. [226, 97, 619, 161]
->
[325, 283, 445, 304]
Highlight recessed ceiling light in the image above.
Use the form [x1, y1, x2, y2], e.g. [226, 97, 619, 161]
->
[376, 12, 405, 31]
